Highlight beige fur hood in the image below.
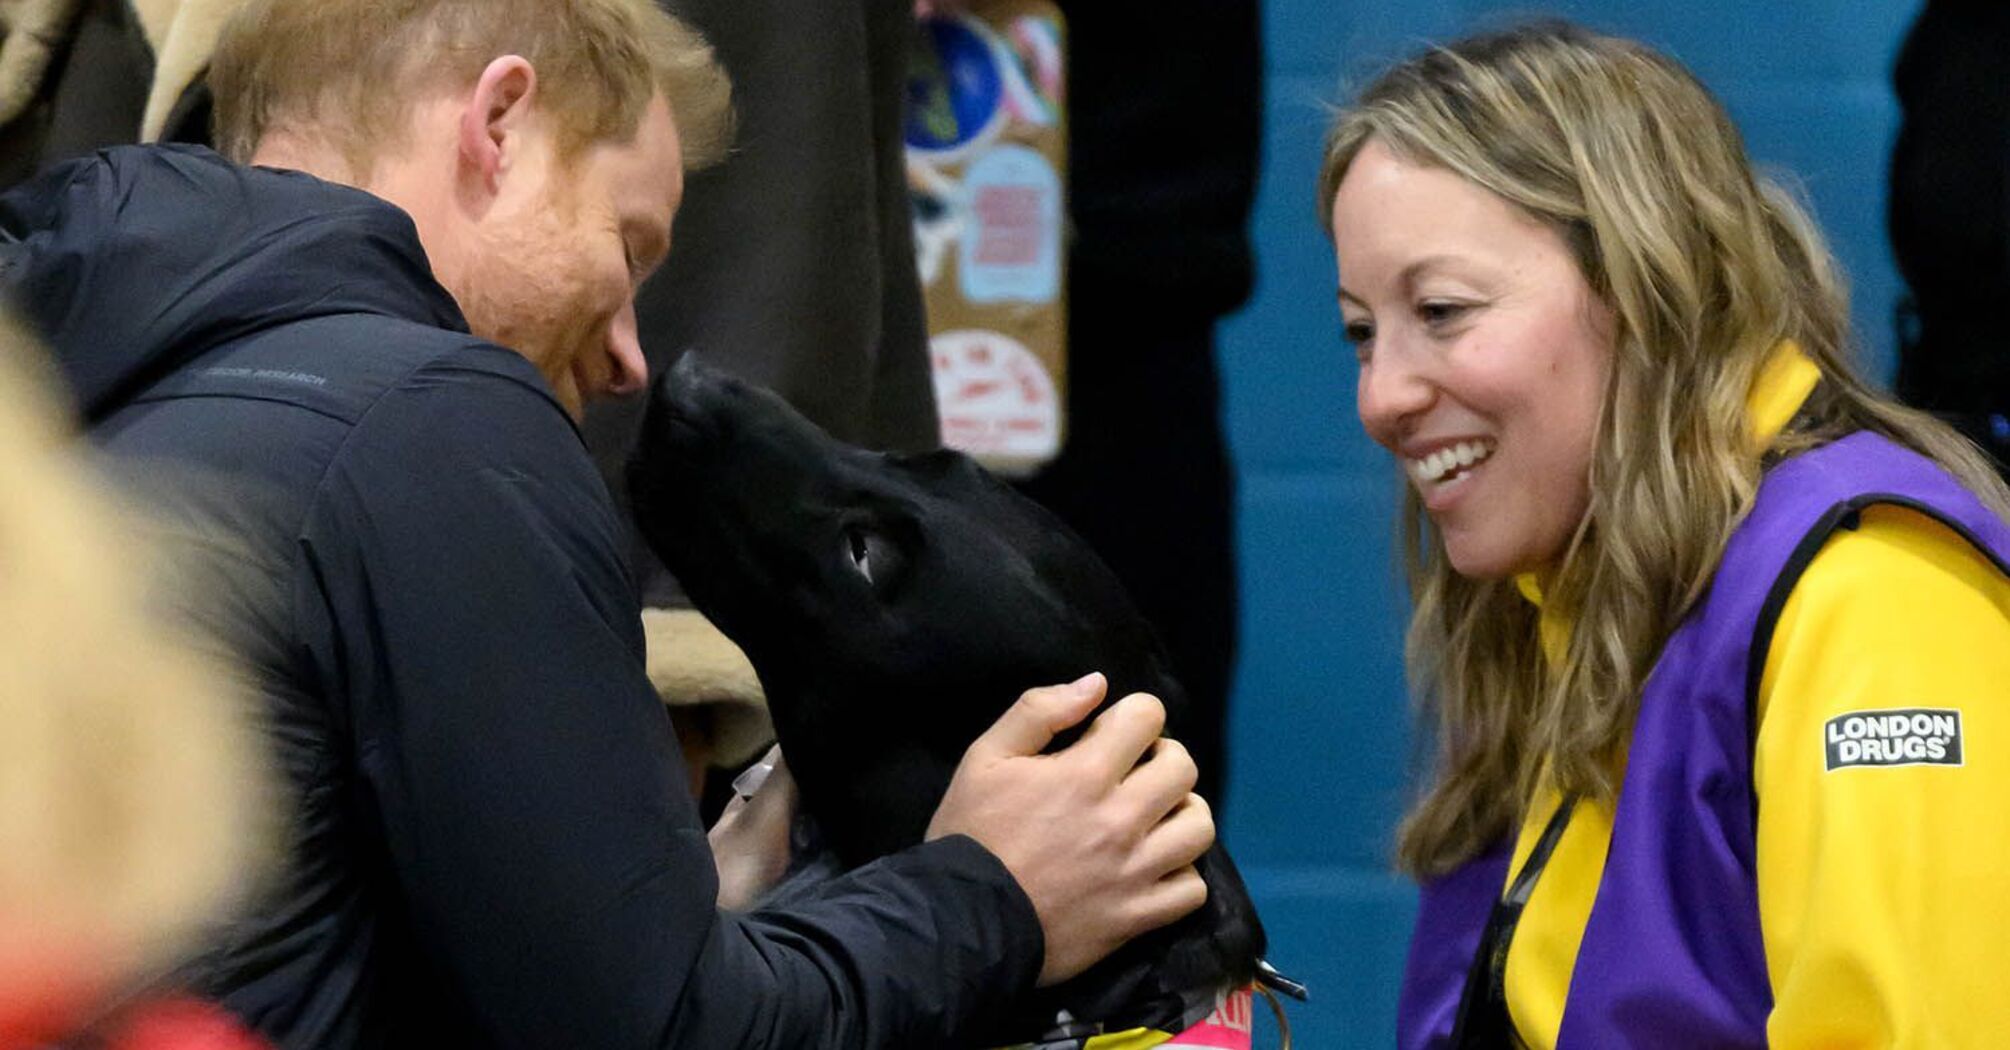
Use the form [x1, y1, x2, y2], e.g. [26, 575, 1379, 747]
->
[132, 0, 235, 140]
[642, 607, 773, 768]
[0, 0, 237, 136]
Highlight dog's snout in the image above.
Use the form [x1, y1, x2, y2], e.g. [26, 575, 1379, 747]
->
[665, 353, 717, 410]
[658, 353, 745, 437]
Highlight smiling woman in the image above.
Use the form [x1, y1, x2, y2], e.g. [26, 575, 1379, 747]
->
[1333, 141, 1612, 580]
[1316, 21, 2010, 1050]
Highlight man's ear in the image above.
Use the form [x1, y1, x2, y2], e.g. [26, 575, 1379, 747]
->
[457, 56, 539, 191]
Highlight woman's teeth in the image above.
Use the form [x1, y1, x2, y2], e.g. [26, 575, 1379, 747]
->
[1411, 440, 1494, 484]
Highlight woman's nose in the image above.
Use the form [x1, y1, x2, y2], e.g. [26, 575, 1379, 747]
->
[1356, 346, 1437, 442]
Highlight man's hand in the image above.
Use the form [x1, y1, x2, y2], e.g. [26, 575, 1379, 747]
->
[708, 746, 797, 911]
[925, 674, 1214, 986]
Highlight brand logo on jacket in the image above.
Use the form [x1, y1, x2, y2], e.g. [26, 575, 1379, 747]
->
[1824, 708, 1963, 771]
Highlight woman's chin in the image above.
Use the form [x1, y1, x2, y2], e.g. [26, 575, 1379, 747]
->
[1442, 536, 1547, 583]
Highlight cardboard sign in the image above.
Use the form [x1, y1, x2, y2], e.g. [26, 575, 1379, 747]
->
[907, 0, 1068, 476]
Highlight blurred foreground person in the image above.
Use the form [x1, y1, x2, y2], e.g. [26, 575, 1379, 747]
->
[0, 310, 269, 1049]
[0, 0, 1213, 1045]
[1321, 23, 2010, 1048]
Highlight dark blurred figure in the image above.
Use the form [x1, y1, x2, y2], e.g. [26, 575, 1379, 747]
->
[1014, 1, 1262, 809]
[1889, 0, 2010, 477]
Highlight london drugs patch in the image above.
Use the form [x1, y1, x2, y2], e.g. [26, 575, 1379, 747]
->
[1824, 708, 1964, 771]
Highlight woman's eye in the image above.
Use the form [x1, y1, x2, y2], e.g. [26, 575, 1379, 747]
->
[1418, 300, 1471, 327]
[1342, 321, 1375, 363]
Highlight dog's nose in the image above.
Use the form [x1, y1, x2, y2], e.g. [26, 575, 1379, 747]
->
[658, 351, 836, 455]
[667, 350, 709, 392]
[664, 352, 729, 417]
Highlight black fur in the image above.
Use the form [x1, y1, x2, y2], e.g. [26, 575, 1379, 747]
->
[629, 356, 1267, 1040]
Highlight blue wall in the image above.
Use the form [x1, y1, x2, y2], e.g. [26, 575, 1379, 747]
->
[1217, 3, 1922, 1045]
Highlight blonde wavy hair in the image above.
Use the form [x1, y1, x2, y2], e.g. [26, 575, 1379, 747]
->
[1317, 22, 2010, 876]
[0, 312, 271, 997]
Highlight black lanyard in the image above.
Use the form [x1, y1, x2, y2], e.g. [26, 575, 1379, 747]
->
[1448, 793, 1580, 1049]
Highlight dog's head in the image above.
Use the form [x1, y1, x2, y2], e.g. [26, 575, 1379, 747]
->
[628, 356, 1184, 864]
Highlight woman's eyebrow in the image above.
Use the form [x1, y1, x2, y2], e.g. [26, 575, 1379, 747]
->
[1338, 253, 1469, 307]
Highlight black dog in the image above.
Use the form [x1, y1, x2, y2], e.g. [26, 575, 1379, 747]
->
[629, 356, 1290, 1043]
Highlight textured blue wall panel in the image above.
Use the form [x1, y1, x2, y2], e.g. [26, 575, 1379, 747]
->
[1718, 84, 1904, 381]
[1225, 474, 1411, 869]
[1217, 73, 1363, 473]
[1234, 870, 1420, 1050]
[1457, 0, 1914, 84]
[1264, 0, 1463, 78]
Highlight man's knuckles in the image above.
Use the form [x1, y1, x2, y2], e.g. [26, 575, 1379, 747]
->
[1072, 693, 1166, 762]
[1143, 737, 1199, 792]
[1162, 795, 1216, 860]
[1112, 692, 1168, 739]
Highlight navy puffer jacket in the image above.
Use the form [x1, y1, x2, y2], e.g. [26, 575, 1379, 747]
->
[0, 144, 1042, 1049]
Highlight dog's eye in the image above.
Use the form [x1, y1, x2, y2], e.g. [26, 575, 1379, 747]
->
[842, 524, 910, 593]
[847, 527, 875, 583]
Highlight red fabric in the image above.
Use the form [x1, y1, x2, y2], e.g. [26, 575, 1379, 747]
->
[104, 999, 269, 1050]
[1163, 987, 1253, 1048]
[0, 936, 100, 1050]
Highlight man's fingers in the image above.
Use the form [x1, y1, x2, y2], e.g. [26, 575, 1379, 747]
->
[759, 750, 793, 796]
[742, 752, 797, 815]
[1131, 793, 1215, 882]
[1118, 737, 1200, 826]
[970, 672, 1107, 760]
[1125, 865, 1210, 937]
[1069, 692, 1166, 783]
[712, 791, 747, 827]
[730, 744, 787, 798]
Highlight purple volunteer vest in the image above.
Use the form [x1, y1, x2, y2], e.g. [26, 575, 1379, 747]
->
[1396, 432, 2010, 1049]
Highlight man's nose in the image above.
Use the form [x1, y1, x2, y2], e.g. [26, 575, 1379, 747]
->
[605, 301, 648, 396]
